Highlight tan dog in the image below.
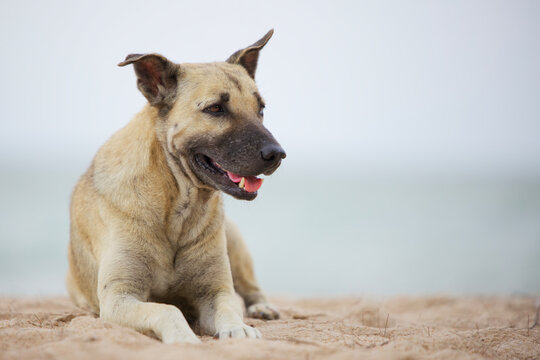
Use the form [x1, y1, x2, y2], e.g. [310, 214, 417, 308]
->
[67, 30, 285, 343]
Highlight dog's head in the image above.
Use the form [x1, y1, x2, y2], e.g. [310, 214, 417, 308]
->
[119, 30, 285, 200]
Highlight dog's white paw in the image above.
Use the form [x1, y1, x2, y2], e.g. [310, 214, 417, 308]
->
[161, 332, 201, 344]
[247, 302, 280, 320]
[216, 324, 262, 339]
[161, 329, 201, 344]
[156, 307, 202, 344]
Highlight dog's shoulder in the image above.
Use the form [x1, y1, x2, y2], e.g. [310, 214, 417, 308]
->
[82, 105, 176, 222]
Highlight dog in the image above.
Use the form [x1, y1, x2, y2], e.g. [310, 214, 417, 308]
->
[67, 30, 285, 343]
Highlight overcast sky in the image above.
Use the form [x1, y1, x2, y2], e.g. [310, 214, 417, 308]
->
[1, 0, 539, 175]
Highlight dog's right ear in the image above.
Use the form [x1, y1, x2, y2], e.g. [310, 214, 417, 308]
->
[118, 53, 178, 107]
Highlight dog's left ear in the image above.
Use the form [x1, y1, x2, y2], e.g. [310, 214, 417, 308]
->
[118, 53, 178, 107]
[226, 29, 274, 79]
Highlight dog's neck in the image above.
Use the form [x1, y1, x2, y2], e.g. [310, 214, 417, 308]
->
[141, 106, 224, 237]
[162, 144, 220, 208]
[160, 141, 224, 248]
[91, 104, 224, 247]
[145, 105, 219, 205]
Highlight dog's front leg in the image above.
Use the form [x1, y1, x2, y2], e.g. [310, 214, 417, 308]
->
[199, 291, 262, 339]
[186, 230, 261, 339]
[97, 247, 200, 344]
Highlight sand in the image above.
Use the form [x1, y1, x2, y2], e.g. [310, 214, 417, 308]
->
[0, 295, 538, 360]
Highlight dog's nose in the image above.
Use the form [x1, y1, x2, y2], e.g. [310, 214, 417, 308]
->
[261, 143, 286, 163]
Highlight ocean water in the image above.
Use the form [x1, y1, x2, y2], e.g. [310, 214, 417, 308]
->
[1, 166, 539, 296]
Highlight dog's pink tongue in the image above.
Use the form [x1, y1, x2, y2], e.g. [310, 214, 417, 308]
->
[226, 171, 263, 193]
[244, 176, 263, 192]
[226, 171, 243, 183]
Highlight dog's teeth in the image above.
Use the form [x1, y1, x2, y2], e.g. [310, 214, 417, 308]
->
[239, 177, 245, 189]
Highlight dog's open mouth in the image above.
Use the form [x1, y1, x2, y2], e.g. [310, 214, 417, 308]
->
[193, 154, 263, 200]
[214, 162, 263, 192]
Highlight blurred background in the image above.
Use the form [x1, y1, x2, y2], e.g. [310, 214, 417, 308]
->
[1, 0, 539, 297]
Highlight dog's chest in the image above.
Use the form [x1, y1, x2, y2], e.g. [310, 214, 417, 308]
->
[150, 190, 224, 296]
[165, 187, 223, 242]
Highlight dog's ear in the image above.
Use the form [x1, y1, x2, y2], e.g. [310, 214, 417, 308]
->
[226, 29, 274, 79]
[118, 53, 178, 107]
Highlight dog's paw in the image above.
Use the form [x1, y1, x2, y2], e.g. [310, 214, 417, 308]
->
[216, 324, 262, 339]
[157, 308, 201, 344]
[161, 330, 201, 344]
[247, 302, 280, 320]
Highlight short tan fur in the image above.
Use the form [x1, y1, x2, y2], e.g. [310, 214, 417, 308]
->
[67, 30, 283, 343]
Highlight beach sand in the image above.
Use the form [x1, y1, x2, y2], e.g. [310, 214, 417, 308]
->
[1, 295, 538, 359]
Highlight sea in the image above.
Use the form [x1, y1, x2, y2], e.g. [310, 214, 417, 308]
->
[1, 166, 539, 297]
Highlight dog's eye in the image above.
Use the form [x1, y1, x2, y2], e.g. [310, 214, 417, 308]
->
[259, 106, 265, 117]
[204, 104, 225, 115]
